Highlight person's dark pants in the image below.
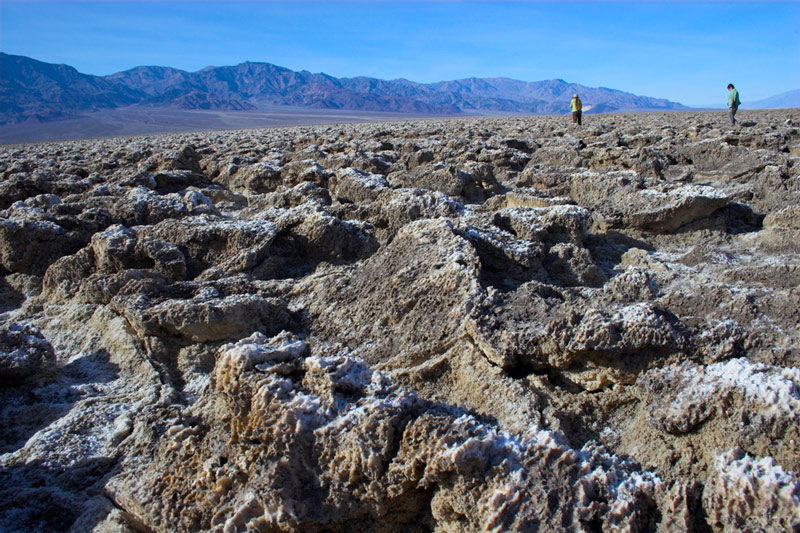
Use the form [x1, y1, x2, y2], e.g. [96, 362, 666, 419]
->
[728, 105, 738, 125]
[572, 111, 582, 125]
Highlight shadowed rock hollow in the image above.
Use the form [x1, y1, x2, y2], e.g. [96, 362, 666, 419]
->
[1, 109, 799, 532]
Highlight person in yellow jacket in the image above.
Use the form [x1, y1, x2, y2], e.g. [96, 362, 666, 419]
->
[570, 94, 582, 125]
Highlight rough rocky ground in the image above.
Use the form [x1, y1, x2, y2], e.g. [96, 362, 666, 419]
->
[1, 109, 799, 532]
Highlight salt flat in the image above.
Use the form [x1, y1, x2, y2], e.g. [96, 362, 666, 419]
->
[0, 105, 441, 144]
[1, 109, 799, 531]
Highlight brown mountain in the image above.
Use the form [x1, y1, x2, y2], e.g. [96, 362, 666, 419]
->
[0, 53, 688, 125]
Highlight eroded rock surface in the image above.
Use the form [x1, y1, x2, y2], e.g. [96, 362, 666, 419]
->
[1, 110, 799, 532]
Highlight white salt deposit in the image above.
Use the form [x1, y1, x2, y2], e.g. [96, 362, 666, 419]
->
[335, 167, 390, 190]
[657, 357, 800, 419]
[705, 358, 800, 414]
[714, 448, 800, 492]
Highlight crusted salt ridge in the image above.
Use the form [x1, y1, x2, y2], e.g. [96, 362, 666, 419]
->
[500, 204, 592, 228]
[705, 447, 800, 531]
[713, 448, 800, 495]
[565, 302, 686, 364]
[457, 222, 543, 268]
[657, 357, 800, 415]
[705, 358, 800, 413]
[639, 183, 729, 202]
[207, 333, 662, 531]
[335, 167, 391, 190]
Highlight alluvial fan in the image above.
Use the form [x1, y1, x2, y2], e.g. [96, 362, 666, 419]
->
[1, 109, 799, 532]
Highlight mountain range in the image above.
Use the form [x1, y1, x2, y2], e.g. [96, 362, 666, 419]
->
[696, 89, 800, 110]
[1, 53, 691, 126]
[742, 89, 800, 110]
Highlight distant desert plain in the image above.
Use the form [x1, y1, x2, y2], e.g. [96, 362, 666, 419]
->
[0, 106, 438, 144]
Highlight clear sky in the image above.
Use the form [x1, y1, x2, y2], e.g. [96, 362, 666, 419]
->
[1, 1, 798, 106]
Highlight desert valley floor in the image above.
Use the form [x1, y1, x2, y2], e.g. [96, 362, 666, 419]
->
[1, 110, 799, 532]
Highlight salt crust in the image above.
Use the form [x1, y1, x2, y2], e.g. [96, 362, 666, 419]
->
[214, 332, 662, 530]
[714, 448, 800, 495]
[707, 447, 800, 530]
[660, 357, 800, 415]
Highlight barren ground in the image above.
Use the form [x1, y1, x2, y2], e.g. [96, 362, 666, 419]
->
[1, 109, 799, 532]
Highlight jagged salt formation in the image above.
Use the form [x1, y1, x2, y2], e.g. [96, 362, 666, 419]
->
[1, 109, 799, 531]
[106, 332, 663, 532]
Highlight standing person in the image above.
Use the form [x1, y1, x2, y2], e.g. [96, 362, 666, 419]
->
[727, 83, 741, 125]
[570, 94, 582, 126]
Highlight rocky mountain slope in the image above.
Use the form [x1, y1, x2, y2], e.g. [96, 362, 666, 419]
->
[1, 109, 799, 532]
[1, 53, 687, 125]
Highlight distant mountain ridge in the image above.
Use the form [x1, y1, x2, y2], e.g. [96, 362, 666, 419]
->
[691, 89, 800, 111]
[1, 52, 690, 125]
[743, 89, 800, 110]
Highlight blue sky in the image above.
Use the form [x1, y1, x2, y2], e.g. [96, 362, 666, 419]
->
[2, 1, 798, 106]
